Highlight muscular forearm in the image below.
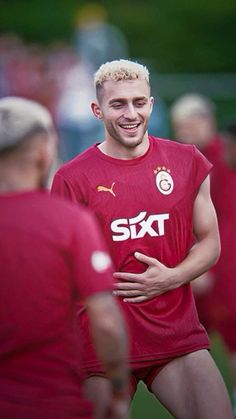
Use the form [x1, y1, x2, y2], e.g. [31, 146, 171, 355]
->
[171, 233, 220, 289]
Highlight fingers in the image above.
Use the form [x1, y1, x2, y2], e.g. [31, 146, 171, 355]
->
[113, 272, 140, 282]
[134, 251, 158, 265]
[113, 290, 148, 303]
[114, 281, 142, 291]
[113, 280, 146, 300]
[123, 295, 148, 303]
[113, 289, 142, 298]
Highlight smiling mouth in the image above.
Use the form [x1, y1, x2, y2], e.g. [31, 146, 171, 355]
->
[119, 123, 141, 131]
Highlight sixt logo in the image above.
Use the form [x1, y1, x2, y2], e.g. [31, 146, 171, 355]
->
[111, 211, 169, 242]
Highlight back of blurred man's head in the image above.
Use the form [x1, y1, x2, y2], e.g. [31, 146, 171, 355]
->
[0, 97, 57, 190]
[170, 93, 217, 150]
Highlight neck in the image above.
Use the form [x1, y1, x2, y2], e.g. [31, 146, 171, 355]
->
[0, 167, 40, 193]
[0, 178, 36, 193]
[98, 133, 150, 160]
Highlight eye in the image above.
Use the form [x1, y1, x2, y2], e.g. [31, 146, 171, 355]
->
[111, 102, 123, 109]
[135, 101, 146, 107]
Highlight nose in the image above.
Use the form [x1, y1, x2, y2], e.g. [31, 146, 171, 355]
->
[124, 104, 137, 119]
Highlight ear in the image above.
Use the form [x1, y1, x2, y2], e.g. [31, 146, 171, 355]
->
[150, 96, 154, 113]
[91, 101, 103, 119]
[35, 133, 57, 172]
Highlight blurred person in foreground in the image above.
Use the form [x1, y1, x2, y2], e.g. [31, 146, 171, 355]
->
[0, 97, 129, 419]
[51, 59, 233, 419]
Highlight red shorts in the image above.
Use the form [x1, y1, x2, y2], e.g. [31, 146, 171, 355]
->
[129, 360, 170, 397]
[86, 356, 181, 399]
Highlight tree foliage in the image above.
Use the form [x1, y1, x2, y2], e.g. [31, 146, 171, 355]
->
[0, 0, 235, 72]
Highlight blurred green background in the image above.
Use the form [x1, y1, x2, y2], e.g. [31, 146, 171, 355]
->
[1, 1, 235, 417]
[1, 0, 236, 72]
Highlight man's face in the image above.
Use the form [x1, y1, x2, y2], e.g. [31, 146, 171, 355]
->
[94, 79, 154, 149]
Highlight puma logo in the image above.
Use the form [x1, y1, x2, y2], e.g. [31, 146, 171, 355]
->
[97, 182, 116, 197]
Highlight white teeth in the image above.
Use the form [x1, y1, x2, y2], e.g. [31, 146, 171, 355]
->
[121, 124, 138, 129]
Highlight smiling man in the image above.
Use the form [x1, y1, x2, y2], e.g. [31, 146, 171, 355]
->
[51, 59, 233, 419]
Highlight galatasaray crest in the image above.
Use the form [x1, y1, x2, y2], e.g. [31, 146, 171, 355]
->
[154, 166, 174, 195]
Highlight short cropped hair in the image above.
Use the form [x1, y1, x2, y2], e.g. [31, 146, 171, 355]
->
[0, 97, 53, 152]
[170, 93, 215, 123]
[94, 59, 150, 88]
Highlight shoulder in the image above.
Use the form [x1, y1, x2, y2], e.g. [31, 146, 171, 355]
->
[41, 190, 85, 215]
[150, 135, 197, 157]
[36, 192, 100, 246]
[55, 145, 98, 180]
[150, 136, 211, 181]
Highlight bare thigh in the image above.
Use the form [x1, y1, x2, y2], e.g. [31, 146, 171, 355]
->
[150, 349, 233, 419]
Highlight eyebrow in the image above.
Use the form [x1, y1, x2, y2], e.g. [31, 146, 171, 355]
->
[108, 96, 148, 105]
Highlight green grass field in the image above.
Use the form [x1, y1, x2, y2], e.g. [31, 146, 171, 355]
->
[130, 334, 233, 418]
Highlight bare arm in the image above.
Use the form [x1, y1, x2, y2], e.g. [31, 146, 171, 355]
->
[171, 174, 220, 284]
[85, 291, 130, 417]
[113, 175, 220, 303]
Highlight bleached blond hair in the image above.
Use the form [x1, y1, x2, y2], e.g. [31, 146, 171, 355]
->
[170, 93, 215, 123]
[94, 59, 150, 88]
[0, 96, 53, 152]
